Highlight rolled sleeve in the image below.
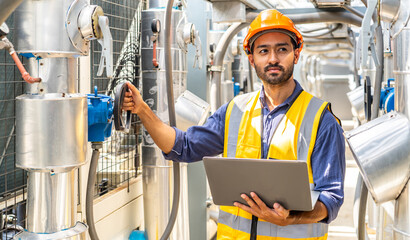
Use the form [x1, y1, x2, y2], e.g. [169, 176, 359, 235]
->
[311, 110, 346, 224]
[163, 103, 228, 162]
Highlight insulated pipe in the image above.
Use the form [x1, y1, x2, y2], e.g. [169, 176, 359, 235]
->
[342, 5, 365, 19]
[161, 0, 180, 239]
[246, 11, 363, 27]
[210, 22, 249, 110]
[86, 144, 101, 240]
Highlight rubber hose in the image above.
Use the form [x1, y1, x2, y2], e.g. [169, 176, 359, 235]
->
[160, 0, 180, 239]
[86, 148, 101, 240]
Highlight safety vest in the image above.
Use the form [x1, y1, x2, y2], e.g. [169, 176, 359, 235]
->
[217, 90, 333, 240]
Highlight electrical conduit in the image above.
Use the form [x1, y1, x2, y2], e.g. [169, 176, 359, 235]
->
[86, 143, 102, 240]
[160, 0, 179, 239]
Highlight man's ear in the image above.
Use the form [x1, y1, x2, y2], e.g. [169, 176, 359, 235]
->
[294, 48, 301, 64]
[248, 54, 255, 67]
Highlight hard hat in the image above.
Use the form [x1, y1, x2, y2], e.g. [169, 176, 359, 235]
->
[243, 9, 303, 54]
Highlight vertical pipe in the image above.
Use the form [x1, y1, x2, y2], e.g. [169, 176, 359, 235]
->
[210, 22, 249, 111]
[26, 171, 75, 233]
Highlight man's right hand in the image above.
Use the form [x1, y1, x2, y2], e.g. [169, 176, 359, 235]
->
[121, 81, 176, 154]
[122, 82, 144, 114]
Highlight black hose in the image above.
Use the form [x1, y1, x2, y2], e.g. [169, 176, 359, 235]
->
[86, 143, 102, 240]
[160, 0, 180, 239]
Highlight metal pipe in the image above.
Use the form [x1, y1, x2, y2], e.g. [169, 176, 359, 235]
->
[210, 22, 249, 111]
[0, 0, 23, 26]
[370, 25, 384, 120]
[303, 47, 353, 54]
[301, 24, 343, 38]
[86, 144, 102, 240]
[246, 11, 362, 27]
[342, 5, 365, 18]
[161, 0, 180, 239]
[248, 61, 254, 92]
[303, 37, 352, 46]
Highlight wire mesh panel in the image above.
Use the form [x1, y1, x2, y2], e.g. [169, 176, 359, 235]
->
[90, 0, 143, 196]
[0, 14, 27, 239]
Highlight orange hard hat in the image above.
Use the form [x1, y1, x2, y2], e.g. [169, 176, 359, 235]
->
[243, 9, 303, 54]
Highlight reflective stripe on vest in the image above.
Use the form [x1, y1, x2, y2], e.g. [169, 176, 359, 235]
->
[218, 90, 329, 240]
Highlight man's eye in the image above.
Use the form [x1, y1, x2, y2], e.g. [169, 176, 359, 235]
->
[278, 48, 288, 52]
[259, 49, 268, 54]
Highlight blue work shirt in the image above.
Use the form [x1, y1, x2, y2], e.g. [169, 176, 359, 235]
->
[164, 80, 346, 224]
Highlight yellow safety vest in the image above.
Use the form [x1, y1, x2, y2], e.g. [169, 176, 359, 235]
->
[217, 90, 333, 240]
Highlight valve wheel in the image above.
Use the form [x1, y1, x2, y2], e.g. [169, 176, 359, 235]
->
[113, 82, 132, 133]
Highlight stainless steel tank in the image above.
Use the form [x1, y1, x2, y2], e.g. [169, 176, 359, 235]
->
[16, 93, 87, 171]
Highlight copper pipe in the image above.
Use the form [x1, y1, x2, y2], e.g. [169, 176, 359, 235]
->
[152, 41, 159, 68]
[10, 51, 41, 84]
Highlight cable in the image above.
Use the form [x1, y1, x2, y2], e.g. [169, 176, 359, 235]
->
[86, 143, 102, 240]
[300, 24, 343, 38]
[160, 0, 180, 239]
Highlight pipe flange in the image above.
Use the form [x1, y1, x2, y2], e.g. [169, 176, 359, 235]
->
[66, 0, 90, 55]
[13, 222, 88, 240]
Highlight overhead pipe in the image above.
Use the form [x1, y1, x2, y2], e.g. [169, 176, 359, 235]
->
[210, 22, 249, 111]
[300, 23, 343, 38]
[161, 0, 179, 239]
[303, 47, 353, 54]
[303, 37, 353, 46]
[342, 5, 365, 18]
[246, 11, 363, 27]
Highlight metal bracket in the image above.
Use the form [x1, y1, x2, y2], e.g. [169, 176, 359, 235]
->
[360, 0, 378, 71]
[209, 65, 223, 72]
[96, 16, 113, 77]
[193, 29, 203, 69]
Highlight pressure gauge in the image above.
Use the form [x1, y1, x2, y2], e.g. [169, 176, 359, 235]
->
[0, 23, 10, 37]
[151, 19, 161, 33]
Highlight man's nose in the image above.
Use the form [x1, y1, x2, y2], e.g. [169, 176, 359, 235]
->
[267, 51, 279, 64]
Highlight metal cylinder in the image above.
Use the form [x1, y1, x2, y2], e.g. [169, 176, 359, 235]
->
[394, 180, 410, 239]
[16, 93, 87, 171]
[345, 112, 410, 204]
[26, 58, 78, 94]
[26, 171, 75, 233]
[15, 0, 80, 58]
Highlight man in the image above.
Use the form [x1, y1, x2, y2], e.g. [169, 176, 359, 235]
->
[123, 9, 345, 240]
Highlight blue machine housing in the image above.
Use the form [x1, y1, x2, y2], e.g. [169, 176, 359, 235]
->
[380, 78, 395, 114]
[87, 86, 114, 142]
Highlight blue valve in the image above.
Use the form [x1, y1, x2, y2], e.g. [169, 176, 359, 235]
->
[87, 86, 114, 142]
[129, 230, 147, 240]
[380, 78, 395, 114]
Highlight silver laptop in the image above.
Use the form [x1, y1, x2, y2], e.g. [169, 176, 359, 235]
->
[203, 156, 320, 211]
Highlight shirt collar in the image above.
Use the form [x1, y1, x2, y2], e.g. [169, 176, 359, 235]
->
[259, 80, 304, 111]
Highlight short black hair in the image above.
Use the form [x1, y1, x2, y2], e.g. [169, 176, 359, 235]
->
[250, 36, 297, 54]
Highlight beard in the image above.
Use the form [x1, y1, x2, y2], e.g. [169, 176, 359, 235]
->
[254, 61, 294, 86]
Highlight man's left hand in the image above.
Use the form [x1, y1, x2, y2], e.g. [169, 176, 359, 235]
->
[234, 192, 294, 226]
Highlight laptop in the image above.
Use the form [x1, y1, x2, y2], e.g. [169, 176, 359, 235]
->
[203, 156, 320, 211]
